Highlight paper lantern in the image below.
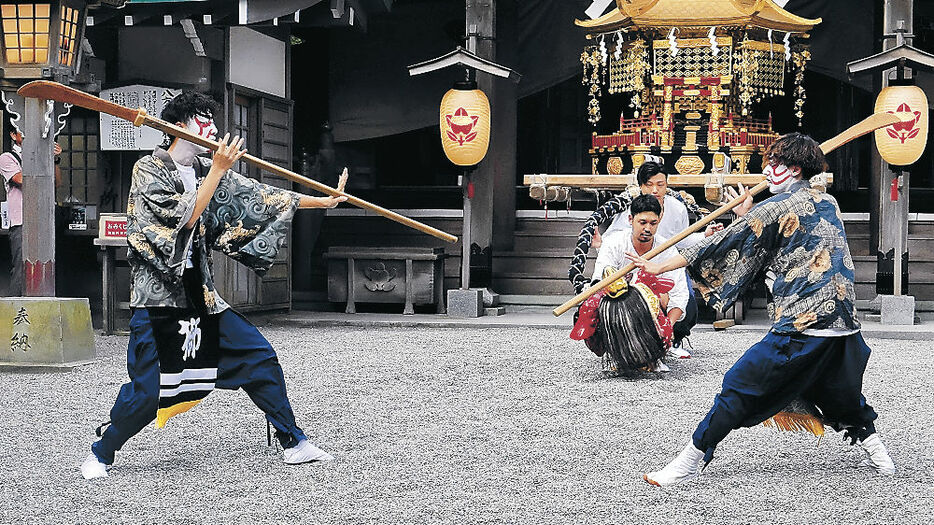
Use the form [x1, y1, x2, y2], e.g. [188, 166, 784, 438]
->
[440, 82, 490, 166]
[874, 85, 928, 166]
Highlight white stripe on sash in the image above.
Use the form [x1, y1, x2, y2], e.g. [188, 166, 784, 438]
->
[159, 382, 217, 398]
[160, 368, 218, 386]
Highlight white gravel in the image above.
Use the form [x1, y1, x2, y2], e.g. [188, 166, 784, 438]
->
[1, 326, 931, 524]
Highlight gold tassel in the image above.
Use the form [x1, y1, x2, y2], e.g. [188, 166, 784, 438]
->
[761, 411, 825, 437]
[155, 400, 203, 429]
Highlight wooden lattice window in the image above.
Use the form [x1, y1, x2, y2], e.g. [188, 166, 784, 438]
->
[0, 3, 51, 64]
[58, 3, 78, 67]
[56, 113, 99, 204]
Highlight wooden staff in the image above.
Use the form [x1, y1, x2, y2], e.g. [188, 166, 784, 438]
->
[17, 81, 458, 244]
[552, 110, 915, 317]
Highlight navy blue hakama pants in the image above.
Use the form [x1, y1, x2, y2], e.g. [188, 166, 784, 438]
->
[91, 308, 307, 465]
[692, 331, 878, 458]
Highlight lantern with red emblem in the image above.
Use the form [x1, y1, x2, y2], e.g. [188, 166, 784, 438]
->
[439, 81, 491, 166]
[874, 85, 929, 166]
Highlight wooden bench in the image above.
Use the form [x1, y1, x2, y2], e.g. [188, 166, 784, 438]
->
[324, 247, 445, 315]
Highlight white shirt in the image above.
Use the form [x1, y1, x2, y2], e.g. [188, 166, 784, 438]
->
[604, 194, 705, 250]
[177, 163, 197, 268]
[592, 232, 689, 314]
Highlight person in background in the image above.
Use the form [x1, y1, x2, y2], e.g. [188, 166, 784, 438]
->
[594, 162, 723, 357]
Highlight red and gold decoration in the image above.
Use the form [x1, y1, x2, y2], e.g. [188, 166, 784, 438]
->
[873, 85, 929, 167]
[440, 82, 491, 166]
[576, 0, 820, 176]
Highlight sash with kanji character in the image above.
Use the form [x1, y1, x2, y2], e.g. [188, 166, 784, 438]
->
[149, 307, 220, 428]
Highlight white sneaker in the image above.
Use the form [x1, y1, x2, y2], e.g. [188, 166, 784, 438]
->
[80, 453, 109, 480]
[643, 443, 705, 486]
[652, 359, 671, 373]
[858, 434, 896, 475]
[283, 440, 334, 465]
[666, 345, 692, 359]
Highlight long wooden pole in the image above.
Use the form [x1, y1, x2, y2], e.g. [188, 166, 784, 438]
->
[552, 110, 915, 317]
[17, 81, 459, 244]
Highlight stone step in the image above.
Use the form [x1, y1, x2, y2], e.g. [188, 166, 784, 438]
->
[515, 217, 589, 233]
[484, 306, 506, 316]
[492, 276, 574, 295]
[512, 231, 581, 251]
[499, 294, 571, 306]
[856, 282, 934, 301]
[492, 251, 593, 279]
[853, 256, 934, 282]
[836, 221, 933, 236]
[846, 235, 934, 258]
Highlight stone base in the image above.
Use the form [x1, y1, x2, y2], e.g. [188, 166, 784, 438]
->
[0, 297, 95, 368]
[447, 289, 483, 318]
[472, 288, 500, 308]
[879, 294, 915, 326]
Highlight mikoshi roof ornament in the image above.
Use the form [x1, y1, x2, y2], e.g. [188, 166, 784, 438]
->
[16, 81, 458, 244]
[575, 0, 822, 179]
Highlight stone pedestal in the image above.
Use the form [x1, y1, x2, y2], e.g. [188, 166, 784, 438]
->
[447, 289, 483, 318]
[0, 297, 95, 368]
[879, 294, 915, 326]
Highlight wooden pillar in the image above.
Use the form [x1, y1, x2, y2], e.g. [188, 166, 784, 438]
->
[465, 0, 517, 288]
[872, 0, 913, 295]
[22, 96, 56, 296]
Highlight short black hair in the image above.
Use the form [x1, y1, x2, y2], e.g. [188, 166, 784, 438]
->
[636, 161, 666, 186]
[161, 91, 219, 125]
[3, 117, 17, 151]
[630, 193, 661, 217]
[160, 91, 219, 147]
[765, 132, 827, 178]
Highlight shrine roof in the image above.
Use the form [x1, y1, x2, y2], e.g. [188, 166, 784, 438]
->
[577, 0, 821, 34]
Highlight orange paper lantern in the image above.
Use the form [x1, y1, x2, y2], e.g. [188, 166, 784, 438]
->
[874, 85, 928, 166]
[440, 82, 491, 166]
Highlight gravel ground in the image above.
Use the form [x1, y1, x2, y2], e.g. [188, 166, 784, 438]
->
[1, 326, 932, 524]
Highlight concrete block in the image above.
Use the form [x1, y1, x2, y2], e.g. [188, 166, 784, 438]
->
[483, 306, 506, 317]
[0, 297, 95, 368]
[880, 294, 915, 326]
[447, 289, 483, 318]
[471, 288, 500, 307]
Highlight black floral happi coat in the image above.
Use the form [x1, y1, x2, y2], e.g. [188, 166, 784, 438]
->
[126, 148, 300, 314]
[679, 180, 861, 334]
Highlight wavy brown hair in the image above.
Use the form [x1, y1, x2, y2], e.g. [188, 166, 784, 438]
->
[764, 132, 827, 178]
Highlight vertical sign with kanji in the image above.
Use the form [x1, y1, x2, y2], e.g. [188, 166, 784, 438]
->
[10, 306, 30, 352]
[99, 85, 180, 150]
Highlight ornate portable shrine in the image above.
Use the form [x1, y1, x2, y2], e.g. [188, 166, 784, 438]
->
[578, 0, 820, 180]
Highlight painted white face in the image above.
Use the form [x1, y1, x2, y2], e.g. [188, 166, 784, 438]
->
[764, 161, 799, 194]
[184, 115, 217, 152]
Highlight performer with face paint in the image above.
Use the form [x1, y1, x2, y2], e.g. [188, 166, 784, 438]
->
[626, 132, 896, 486]
[81, 92, 348, 479]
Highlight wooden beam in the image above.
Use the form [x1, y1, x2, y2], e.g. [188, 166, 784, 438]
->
[522, 173, 835, 189]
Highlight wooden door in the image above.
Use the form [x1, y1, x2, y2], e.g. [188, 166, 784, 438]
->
[213, 88, 293, 311]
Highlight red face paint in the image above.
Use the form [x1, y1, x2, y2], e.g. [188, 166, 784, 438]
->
[765, 162, 793, 186]
[192, 115, 217, 140]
